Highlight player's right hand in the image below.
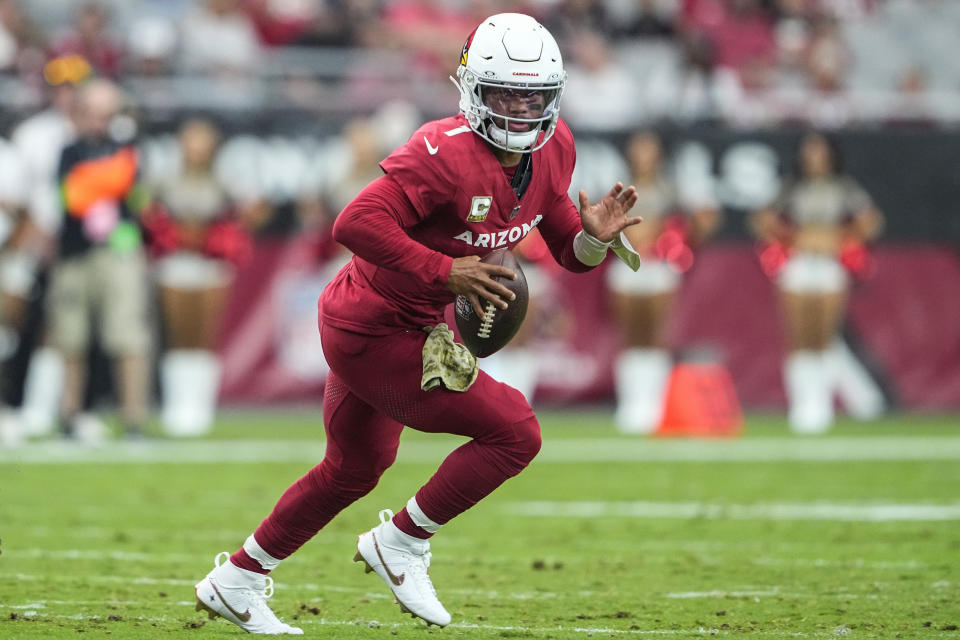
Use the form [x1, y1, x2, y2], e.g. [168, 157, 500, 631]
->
[446, 255, 517, 319]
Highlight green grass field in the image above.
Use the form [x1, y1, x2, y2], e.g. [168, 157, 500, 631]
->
[1, 411, 959, 639]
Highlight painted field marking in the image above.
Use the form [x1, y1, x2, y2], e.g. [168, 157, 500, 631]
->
[4, 610, 807, 636]
[8, 571, 573, 600]
[663, 589, 879, 600]
[4, 436, 960, 465]
[505, 500, 960, 521]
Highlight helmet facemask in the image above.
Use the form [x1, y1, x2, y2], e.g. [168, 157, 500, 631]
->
[455, 68, 564, 153]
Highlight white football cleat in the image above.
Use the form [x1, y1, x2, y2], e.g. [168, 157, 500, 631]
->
[195, 552, 303, 635]
[354, 509, 451, 627]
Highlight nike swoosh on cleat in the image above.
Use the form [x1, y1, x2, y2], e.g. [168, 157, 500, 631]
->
[372, 533, 405, 586]
[210, 579, 252, 623]
[424, 136, 439, 155]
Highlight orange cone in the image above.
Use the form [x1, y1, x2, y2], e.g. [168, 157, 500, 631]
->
[656, 362, 743, 437]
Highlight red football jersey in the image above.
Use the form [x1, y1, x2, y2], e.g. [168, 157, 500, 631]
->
[320, 114, 588, 334]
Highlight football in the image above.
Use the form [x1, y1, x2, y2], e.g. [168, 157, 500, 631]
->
[454, 248, 529, 358]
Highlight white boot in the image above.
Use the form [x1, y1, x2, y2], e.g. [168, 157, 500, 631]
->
[827, 338, 885, 420]
[354, 509, 451, 627]
[162, 350, 221, 437]
[784, 350, 833, 434]
[20, 346, 64, 437]
[480, 348, 539, 403]
[614, 348, 671, 434]
[195, 552, 303, 635]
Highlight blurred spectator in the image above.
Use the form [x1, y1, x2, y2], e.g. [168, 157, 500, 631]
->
[542, 0, 610, 48]
[323, 116, 389, 214]
[126, 15, 178, 76]
[800, 13, 851, 109]
[0, 138, 29, 445]
[681, 0, 777, 88]
[750, 131, 884, 434]
[47, 79, 150, 442]
[145, 118, 248, 436]
[646, 32, 722, 122]
[607, 0, 677, 40]
[49, 2, 124, 78]
[561, 30, 642, 132]
[245, 0, 318, 46]
[886, 65, 939, 126]
[380, 0, 483, 81]
[180, 0, 261, 75]
[0, 0, 46, 77]
[608, 130, 720, 433]
[9, 57, 85, 438]
[289, 0, 384, 48]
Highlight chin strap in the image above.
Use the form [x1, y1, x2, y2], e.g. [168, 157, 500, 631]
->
[510, 153, 533, 199]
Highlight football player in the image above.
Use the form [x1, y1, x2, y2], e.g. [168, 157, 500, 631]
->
[194, 13, 641, 634]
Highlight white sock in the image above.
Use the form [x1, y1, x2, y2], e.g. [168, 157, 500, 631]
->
[406, 496, 442, 534]
[785, 350, 833, 433]
[827, 338, 885, 420]
[614, 348, 672, 434]
[218, 558, 267, 587]
[382, 518, 430, 554]
[242, 534, 282, 572]
[20, 346, 64, 436]
[480, 348, 539, 403]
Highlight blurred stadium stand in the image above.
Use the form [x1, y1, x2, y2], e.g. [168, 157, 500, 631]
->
[0, 0, 959, 422]
[0, 1, 959, 129]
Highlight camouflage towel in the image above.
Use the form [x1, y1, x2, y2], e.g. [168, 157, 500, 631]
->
[421, 323, 478, 392]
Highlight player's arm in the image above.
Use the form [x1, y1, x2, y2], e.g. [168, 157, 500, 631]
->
[333, 176, 515, 312]
[333, 175, 453, 287]
[538, 183, 640, 272]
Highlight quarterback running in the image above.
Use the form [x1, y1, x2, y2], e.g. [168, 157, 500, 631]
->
[194, 13, 641, 634]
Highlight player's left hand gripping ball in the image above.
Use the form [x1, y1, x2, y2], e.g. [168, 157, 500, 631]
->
[454, 248, 528, 357]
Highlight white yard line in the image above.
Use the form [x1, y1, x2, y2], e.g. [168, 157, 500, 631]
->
[8, 571, 572, 600]
[5, 610, 805, 636]
[14, 548, 198, 562]
[663, 589, 879, 600]
[505, 500, 960, 521]
[3, 436, 960, 465]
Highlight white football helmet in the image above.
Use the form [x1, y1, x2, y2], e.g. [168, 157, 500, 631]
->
[453, 13, 566, 153]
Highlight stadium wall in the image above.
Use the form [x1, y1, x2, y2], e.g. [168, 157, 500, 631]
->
[211, 127, 960, 411]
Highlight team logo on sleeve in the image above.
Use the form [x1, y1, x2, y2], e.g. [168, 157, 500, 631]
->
[466, 196, 493, 222]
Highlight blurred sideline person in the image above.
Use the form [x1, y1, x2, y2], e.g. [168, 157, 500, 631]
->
[610, 131, 720, 433]
[193, 13, 641, 634]
[0, 142, 30, 445]
[48, 78, 151, 441]
[9, 57, 86, 438]
[751, 131, 884, 433]
[143, 118, 249, 436]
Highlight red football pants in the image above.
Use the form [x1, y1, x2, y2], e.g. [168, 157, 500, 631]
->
[249, 322, 540, 560]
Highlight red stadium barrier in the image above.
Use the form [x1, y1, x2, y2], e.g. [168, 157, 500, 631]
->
[218, 241, 960, 412]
